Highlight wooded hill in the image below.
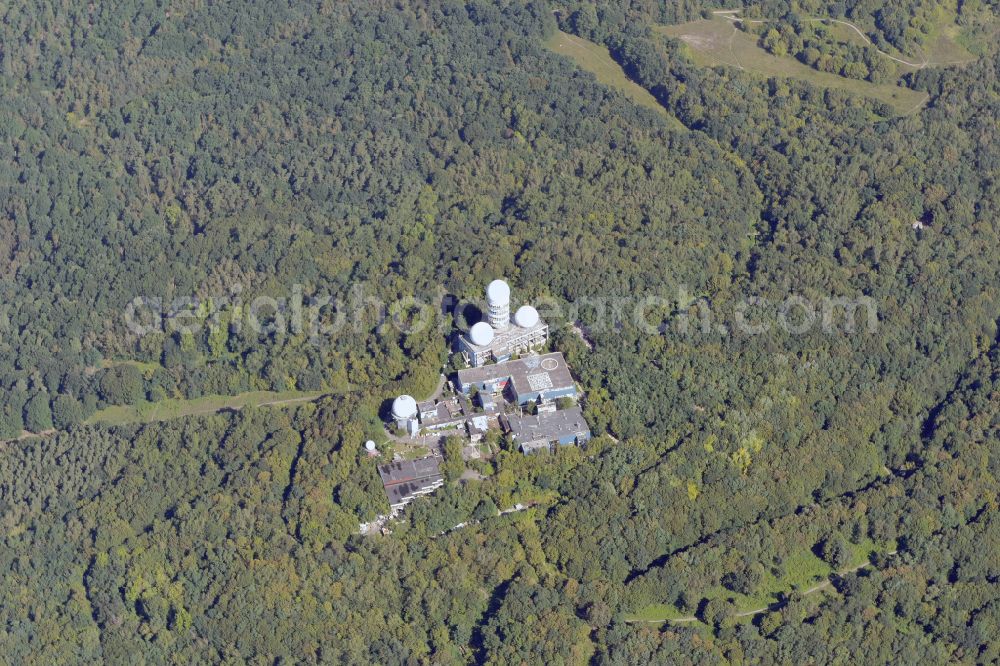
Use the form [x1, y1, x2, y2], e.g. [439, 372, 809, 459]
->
[0, 0, 998, 662]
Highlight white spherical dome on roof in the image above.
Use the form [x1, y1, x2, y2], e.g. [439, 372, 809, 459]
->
[469, 321, 495, 346]
[486, 279, 511, 306]
[514, 305, 539, 328]
[391, 395, 417, 420]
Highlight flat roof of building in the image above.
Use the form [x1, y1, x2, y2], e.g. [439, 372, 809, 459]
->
[505, 405, 590, 444]
[457, 352, 574, 395]
[461, 319, 548, 356]
[384, 478, 443, 507]
[378, 456, 443, 487]
[418, 398, 465, 428]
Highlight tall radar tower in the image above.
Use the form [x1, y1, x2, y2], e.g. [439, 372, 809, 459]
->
[486, 279, 511, 330]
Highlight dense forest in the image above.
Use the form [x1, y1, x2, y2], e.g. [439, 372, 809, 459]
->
[0, 0, 998, 662]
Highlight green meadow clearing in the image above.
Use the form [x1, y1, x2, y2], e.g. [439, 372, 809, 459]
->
[918, 19, 982, 64]
[788, 16, 978, 68]
[658, 19, 928, 115]
[624, 538, 890, 625]
[86, 389, 328, 427]
[545, 29, 685, 129]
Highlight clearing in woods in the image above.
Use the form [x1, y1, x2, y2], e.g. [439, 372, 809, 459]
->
[822, 7, 992, 67]
[86, 389, 330, 427]
[915, 18, 985, 64]
[658, 19, 928, 115]
[624, 539, 892, 625]
[782, 18, 979, 68]
[545, 29, 684, 129]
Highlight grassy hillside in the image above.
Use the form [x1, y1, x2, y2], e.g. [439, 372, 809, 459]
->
[2, 0, 999, 662]
[545, 29, 685, 129]
[86, 389, 328, 426]
[659, 19, 928, 114]
[917, 18, 981, 63]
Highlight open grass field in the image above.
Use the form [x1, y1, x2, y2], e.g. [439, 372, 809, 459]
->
[713, 3, 991, 66]
[623, 603, 696, 624]
[822, 16, 977, 68]
[658, 19, 928, 115]
[545, 29, 684, 129]
[400, 444, 433, 460]
[86, 389, 328, 427]
[919, 19, 981, 64]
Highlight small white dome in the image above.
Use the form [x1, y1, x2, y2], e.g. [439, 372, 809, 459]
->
[486, 279, 510, 306]
[365, 440, 377, 451]
[514, 305, 539, 328]
[469, 321, 495, 346]
[391, 395, 417, 420]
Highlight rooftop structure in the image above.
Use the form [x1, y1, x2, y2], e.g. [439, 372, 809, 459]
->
[456, 352, 576, 405]
[486, 279, 511, 330]
[378, 457, 445, 512]
[391, 394, 418, 429]
[503, 405, 591, 455]
[514, 305, 539, 328]
[477, 391, 498, 414]
[467, 415, 490, 442]
[417, 400, 438, 421]
[416, 397, 466, 431]
[469, 321, 495, 347]
[459, 279, 548, 367]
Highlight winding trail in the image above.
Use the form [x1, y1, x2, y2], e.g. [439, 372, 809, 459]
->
[717, 10, 946, 69]
[807, 18, 928, 68]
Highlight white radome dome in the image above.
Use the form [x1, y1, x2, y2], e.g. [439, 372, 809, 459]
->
[391, 395, 417, 420]
[365, 440, 377, 451]
[486, 279, 511, 306]
[469, 321, 495, 346]
[514, 305, 539, 328]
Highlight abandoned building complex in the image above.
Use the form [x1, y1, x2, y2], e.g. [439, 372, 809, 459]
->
[377, 279, 592, 517]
